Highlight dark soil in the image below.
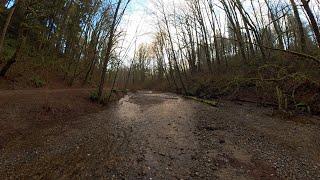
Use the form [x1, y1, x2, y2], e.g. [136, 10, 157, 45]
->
[0, 88, 123, 149]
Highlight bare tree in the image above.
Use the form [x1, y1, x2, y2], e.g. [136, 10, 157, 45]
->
[289, 0, 307, 52]
[97, 0, 130, 102]
[301, 0, 320, 47]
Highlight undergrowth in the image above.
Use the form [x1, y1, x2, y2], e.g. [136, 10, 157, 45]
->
[129, 57, 320, 115]
[30, 76, 46, 88]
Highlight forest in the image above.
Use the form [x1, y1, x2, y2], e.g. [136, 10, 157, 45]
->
[0, 0, 319, 112]
[0, 0, 320, 178]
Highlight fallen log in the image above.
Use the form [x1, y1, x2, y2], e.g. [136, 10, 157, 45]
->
[184, 96, 219, 107]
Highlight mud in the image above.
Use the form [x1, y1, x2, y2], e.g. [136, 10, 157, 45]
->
[0, 91, 319, 179]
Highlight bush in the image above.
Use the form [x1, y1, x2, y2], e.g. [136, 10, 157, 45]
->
[90, 90, 110, 104]
[30, 76, 46, 88]
[89, 90, 99, 102]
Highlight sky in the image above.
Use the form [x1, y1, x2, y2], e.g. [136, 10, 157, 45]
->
[118, 0, 156, 60]
[118, 0, 186, 62]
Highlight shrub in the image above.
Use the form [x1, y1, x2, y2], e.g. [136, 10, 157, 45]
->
[90, 90, 110, 104]
[89, 90, 99, 102]
[30, 76, 46, 88]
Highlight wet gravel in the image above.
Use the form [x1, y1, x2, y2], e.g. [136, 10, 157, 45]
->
[0, 91, 319, 179]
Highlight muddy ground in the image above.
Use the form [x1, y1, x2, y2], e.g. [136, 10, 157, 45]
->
[0, 90, 320, 179]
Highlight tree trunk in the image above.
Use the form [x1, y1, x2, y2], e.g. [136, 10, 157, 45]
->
[97, 0, 122, 102]
[0, 42, 21, 77]
[290, 0, 306, 52]
[301, 0, 320, 48]
[288, 0, 306, 51]
[162, 6, 188, 95]
[265, 0, 285, 50]
[222, 0, 247, 63]
[0, 0, 19, 56]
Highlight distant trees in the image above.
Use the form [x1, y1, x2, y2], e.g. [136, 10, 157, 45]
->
[0, 0, 319, 107]
[121, 0, 319, 95]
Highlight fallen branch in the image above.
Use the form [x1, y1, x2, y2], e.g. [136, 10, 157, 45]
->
[231, 98, 277, 107]
[184, 96, 218, 107]
[215, 36, 320, 65]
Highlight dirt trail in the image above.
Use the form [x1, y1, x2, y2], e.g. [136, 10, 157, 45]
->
[0, 91, 320, 179]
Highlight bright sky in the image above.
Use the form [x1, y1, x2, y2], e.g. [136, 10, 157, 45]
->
[119, 0, 186, 62]
[119, 0, 155, 60]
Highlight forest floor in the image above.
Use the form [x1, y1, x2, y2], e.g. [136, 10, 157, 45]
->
[0, 90, 320, 179]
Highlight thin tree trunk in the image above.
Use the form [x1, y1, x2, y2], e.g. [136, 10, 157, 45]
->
[0, 37, 23, 77]
[265, 0, 285, 50]
[0, 0, 19, 56]
[222, 0, 247, 63]
[290, 0, 306, 52]
[162, 6, 188, 95]
[107, 60, 121, 102]
[98, 0, 122, 102]
[301, 0, 320, 47]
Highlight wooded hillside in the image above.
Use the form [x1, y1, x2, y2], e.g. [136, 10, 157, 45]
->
[123, 0, 320, 114]
[0, 0, 319, 113]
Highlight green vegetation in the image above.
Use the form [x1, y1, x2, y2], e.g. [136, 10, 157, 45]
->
[30, 76, 46, 88]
